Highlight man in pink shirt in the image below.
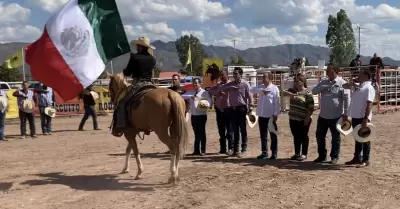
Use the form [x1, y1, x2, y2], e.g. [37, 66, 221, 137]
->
[208, 70, 232, 155]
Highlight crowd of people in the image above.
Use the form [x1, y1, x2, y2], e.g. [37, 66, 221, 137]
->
[168, 66, 375, 168]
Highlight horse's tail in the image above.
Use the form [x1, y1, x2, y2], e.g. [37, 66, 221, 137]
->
[168, 90, 189, 159]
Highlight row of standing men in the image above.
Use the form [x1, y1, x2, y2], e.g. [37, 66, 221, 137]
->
[167, 66, 375, 168]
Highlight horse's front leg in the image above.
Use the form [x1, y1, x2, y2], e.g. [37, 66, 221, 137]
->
[121, 138, 132, 173]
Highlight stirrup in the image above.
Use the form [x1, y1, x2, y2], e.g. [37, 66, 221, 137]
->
[111, 127, 124, 137]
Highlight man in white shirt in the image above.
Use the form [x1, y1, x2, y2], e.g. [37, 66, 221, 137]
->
[250, 73, 280, 160]
[312, 66, 350, 164]
[345, 69, 375, 167]
[182, 78, 213, 156]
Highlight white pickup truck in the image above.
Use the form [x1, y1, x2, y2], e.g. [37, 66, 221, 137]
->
[0, 81, 11, 90]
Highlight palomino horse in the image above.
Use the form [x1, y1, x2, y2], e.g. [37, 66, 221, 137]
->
[109, 73, 189, 183]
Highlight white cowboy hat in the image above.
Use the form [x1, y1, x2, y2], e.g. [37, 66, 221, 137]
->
[194, 98, 210, 112]
[246, 111, 258, 128]
[44, 106, 56, 118]
[268, 119, 278, 134]
[90, 91, 99, 100]
[336, 117, 353, 136]
[352, 123, 376, 143]
[0, 96, 8, 113]
[23, 99, 35, 113]
[130, 36, 156, 55]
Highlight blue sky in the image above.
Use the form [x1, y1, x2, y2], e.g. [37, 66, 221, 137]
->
[2, 0, 400, 58]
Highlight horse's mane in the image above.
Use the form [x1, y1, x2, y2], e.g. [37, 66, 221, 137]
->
[110, 73, 129, 90]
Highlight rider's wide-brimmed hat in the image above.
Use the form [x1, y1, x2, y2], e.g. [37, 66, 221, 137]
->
[336, 117, 353, 136]
[130, 37, 155, 55]
[352, 123, 376, 143]
[44, 106, 56, 118]
[246, 111, 258, 128]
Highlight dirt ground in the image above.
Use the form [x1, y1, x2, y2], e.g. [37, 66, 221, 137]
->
[0, 111, 400, 209]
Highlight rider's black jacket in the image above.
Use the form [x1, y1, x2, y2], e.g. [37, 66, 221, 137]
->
[123, 51, 156, 81]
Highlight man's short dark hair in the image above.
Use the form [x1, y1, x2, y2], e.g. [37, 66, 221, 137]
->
[361, 69, 372, 79]
[172, 74, 180, 79]
[233, 67, 243, 75]
[22, 81, 28, 85]
[193, 77, 201, 83]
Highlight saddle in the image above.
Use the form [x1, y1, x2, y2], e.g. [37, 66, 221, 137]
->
[124, 81, 157, 134]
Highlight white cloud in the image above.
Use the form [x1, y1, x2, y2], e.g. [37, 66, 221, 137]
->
[124, 22, 176, 42]
[30, 0, 68, 12]
[0, 2, 31, 25]
[181, 30, 205, 42]
[0, 25, 42, 42]
[291, 25, 318, 33]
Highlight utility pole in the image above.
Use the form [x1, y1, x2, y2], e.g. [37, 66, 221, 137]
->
[357, 26, 363, 55]
[232, 39, 237, 49]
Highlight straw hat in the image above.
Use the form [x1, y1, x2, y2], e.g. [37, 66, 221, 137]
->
[23, 99, 35, 113]
[246, 111, 259, 128]
[194, 98, 210, 112]
[90, 91, 99, 100]
[268, 119, 278, 134]
[336, 117, 353, 136]
[0, 96, 8, 113]
[44, 106, 56, 117]
[352, 123, 376, 143]
[130, 37, 156, 55]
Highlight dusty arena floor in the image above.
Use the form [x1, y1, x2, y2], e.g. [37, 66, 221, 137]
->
[0, 112, 399, 209]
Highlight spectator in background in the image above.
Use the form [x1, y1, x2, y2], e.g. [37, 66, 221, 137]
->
[250, 72, 280, 160]
[163, 74, 187, 154]
[36, 84, 55, 135]
[0, 90, 9, 141]
[283, 74, 314, 161]
[78, 85, 101, 131]
[208, 70, 233, 155]
[182, 78, 212, 156]
[221, 67, 252, 158]
[13, 81, 37, 139]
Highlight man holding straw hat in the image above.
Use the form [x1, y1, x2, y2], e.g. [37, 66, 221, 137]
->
[12, 81, 37, 139]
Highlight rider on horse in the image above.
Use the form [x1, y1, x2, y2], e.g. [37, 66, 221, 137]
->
[111, 37, 156, 137]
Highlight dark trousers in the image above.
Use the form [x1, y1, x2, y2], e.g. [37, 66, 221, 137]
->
[226, 105, 248, 153]
[191, 115, 207, 154]
[316, 116, 341, 159]
[39, 106, 52, 133]
[215, 107, 233, 152]
[79, 106, 98, 130]
[19, 109, 36, 136]
[258, 117, 278, 156]
[289, 119, 311, 156]
[352, 118, 371, 162]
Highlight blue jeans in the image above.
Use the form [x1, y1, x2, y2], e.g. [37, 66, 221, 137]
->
[258, 117, 278, 156]
[315, 116, 341, 159]
[352, 118, 371, 162]
[0, 111, 6, 139]
[78, 106, 98, 130]
[39, 106, 52, 133]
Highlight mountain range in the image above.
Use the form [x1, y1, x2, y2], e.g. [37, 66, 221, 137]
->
[1, 41, 399, 78]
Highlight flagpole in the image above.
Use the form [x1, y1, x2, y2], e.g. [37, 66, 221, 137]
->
[189, 44, 192, 73]
[21, 47, 26, 81]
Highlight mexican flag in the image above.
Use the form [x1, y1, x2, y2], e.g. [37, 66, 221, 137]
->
[25, 0, 130, 100]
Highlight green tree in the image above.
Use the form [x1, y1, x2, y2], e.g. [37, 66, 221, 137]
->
[230, 55, 247, 65]
[153, 67, 161, 78]
[175, 34, 207, 76]
[0, 66, 21, 82]
[304, 58, 310, 66]
[325, 9, 357, 65]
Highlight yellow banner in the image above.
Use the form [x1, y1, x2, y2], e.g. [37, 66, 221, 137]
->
[202, 58, 223, 88]
[5, 90, 18, 118]
[4, 49, 23, 69]
[92, 86, 114, 112]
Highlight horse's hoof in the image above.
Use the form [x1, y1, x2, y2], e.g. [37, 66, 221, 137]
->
[120, 169, 129, 174]
[134, 175, 142, 180]
[168, 177, 179, 184]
